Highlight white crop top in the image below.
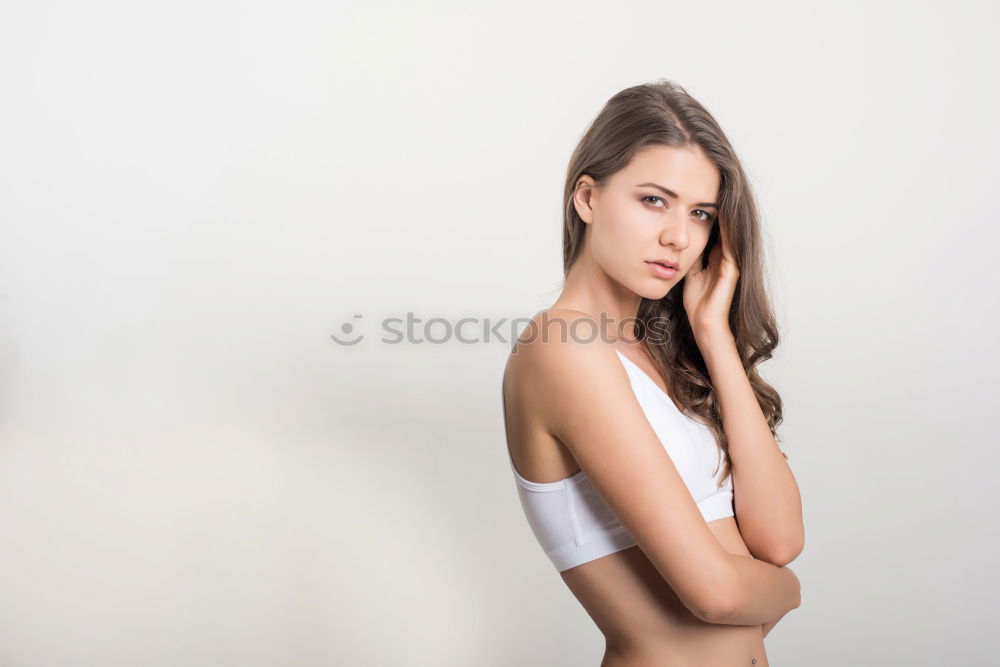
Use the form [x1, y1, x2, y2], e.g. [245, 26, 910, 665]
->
[507, 348, 734, 572]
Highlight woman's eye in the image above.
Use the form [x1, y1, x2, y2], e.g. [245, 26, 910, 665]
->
[643, 196, 715, 223]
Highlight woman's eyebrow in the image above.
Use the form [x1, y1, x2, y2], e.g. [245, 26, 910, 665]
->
[636, 182, 719, 209]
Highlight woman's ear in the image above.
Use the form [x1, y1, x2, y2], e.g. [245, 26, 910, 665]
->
[573, 175, 597, 224]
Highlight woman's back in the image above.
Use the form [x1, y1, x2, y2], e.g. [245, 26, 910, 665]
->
[503, 309, 770, 665]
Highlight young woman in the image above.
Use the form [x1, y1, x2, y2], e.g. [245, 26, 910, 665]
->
[501, 80, 804, 666]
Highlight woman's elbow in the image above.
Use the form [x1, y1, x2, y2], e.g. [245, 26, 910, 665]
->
[688, 564, 742, 623]
[750, 524, 804, 567]
[694, 591, 741, 624]
[762, 534, 804, 567]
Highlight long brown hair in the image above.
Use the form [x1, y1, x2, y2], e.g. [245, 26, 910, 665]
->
[561, 78, 786, 487]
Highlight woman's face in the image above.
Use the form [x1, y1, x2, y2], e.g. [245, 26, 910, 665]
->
[576, 144, 721, 300]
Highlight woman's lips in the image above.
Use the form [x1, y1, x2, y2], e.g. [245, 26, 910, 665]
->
[646, 261, 677, 279]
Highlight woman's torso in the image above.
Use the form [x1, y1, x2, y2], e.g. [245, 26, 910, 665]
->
[503, 311, 768, 666]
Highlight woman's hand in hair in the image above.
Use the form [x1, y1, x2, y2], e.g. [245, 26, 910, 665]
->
[682, 217, 740, 340]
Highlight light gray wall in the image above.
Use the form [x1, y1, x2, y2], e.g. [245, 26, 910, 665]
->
[0, 1, 996, 665]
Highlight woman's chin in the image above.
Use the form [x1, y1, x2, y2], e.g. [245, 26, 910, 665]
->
[633, 280, 675, 301]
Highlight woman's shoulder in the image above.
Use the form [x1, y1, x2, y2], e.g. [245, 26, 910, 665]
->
[503, 308, 628, 451]
[504, 308, 624, 413]
[508, 308, 615, 368]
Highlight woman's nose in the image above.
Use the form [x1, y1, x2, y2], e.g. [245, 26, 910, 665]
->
[659, 211, 691, 249]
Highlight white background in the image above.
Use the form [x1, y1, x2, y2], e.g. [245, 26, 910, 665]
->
[1, 1, 997, 665]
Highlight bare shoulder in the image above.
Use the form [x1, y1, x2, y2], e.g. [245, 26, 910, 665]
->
[504, 308, 620, 431]
[506, 308, 616, 371]
[509, 309, 620, 427]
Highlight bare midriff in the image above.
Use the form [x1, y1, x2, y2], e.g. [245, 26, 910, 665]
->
[561, 517, 768, 667]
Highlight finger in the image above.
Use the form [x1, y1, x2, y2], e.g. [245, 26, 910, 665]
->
[718, 218, 736, 264]
[688, 258, 706, 280]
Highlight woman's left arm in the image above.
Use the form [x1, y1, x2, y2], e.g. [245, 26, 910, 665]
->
[684, 220, 804, 566]
[696, 327, 804, 566]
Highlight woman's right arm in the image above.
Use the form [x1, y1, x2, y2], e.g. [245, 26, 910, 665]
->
[524, 314, 800, 625]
